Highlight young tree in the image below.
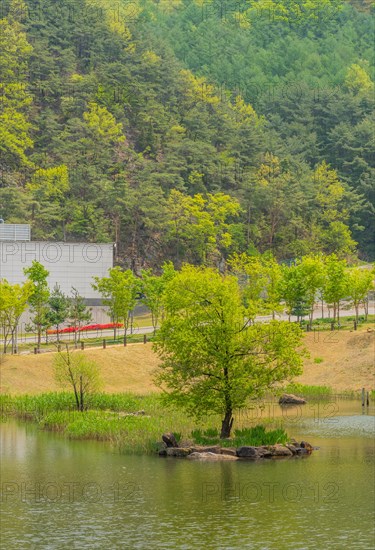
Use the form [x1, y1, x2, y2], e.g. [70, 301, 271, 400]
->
[347, 268, 374, 322]
[140, 262, 176, 334]
[261, 253, 283, 319]
[53, 346, 102, 411]
[0, 279, 32, 352]
[229, 253, 268, 323]
[323, 254, 349, 323]
[24, 261, 50, 349]
[68, 288, 92, 345]
[279, 263, 310, 322]
[298, 255, 325, 328]
[46, 285, 69, 342]
[92, 267, 140, 342]
[229, 252, 282, 322]
[154, 265, 305, 438]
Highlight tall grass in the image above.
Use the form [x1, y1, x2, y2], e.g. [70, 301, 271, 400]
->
[283, 383, 333, 398]
[191, 425, 288, 447]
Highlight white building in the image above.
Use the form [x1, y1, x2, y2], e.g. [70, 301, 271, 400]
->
[0, 223, 114, 303]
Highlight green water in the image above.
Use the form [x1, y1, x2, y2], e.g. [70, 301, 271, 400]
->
[1, 401, 374, 549]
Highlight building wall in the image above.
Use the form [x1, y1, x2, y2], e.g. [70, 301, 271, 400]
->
[0, 241, 114, 299]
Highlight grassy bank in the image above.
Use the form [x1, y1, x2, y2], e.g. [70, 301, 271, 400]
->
[1, 392, 290, 454]
[1, 330, 374, 396]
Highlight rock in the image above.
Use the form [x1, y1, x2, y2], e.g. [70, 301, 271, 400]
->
[158, 448, 167, 456]
[187, 452, 238, 461]
[236, 446, 263, 459]
[279, 393, 307, 405]
[220, 448, 237, 456]
[166, 447, 192, 457]
[190, 445, 222, 454]
[162, 432, 179, 448]
[286, 444, 298, 455]
[268, 444, 293, 457]
[300, 441, 314, 454]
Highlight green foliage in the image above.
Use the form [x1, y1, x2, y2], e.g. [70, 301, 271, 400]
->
[67, 288, 92, 343]
[346, 267, 374, 320]
[23, 260, 50, 348]
[283, 383, 333, 397]
[229, 252, 283, 320]
[140, 262, 176, 332]
[46, 285, 69, 338]
[191, 425, 288, 447]
[0, 278, 32, 352]
[154, 265, 306, 437]
[93, 267, 140, 337]
[323, 254, 350, 322]
[0, 0, 373, 262]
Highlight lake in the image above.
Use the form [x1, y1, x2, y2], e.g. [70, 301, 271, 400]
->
[1, 400, 374, 549]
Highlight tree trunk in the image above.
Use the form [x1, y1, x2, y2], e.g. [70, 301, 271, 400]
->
[79, 375, 84, 412]
[220, 410, 233, 439]
[364, 298, 369, 321]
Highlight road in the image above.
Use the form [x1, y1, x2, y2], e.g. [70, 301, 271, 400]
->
[2, 302, 374, 347]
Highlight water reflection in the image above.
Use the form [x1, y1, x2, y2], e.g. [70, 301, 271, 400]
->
[1, 401, 374, 549]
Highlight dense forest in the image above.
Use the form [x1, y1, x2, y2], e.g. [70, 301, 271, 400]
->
[1, 0, 374, 270]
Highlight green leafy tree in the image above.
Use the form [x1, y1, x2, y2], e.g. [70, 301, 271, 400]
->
[228, 252, 282, 321]
[346, 267, 374, 321]
[46, 285, 70, 342]
[23, 261, 50, 349]
[322, 254, 349, 323]
[93, 267, 140, 342]
[140, 262, 176, 334]
[166, 191, 240, 266]
[279, 263, 310, 322]
[53, 346, 103, 411]
[0, 4, 33, 171]
[0, 279, 32, 352]
[154, 265, 305, 438]
[298, 255, 325, 328]
[68, 288, 92, 346]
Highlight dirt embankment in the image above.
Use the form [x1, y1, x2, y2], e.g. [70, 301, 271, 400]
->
[0, 329, 374, 395]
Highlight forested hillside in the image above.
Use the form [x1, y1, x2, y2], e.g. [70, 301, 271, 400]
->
[1, 0, 374, 269]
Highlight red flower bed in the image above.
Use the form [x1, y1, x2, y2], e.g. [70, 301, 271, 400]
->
[47, 323, 124, 335]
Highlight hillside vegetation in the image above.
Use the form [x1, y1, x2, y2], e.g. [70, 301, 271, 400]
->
[1, 0, 374, 267]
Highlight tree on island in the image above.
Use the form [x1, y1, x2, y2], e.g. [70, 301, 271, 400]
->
[53, 345, 102, 411]
[154, 265, 306, 439]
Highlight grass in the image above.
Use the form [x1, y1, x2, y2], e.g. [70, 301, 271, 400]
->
[191, 425, 288, 447]
[282, 383, 333, 398]
[313, 357, 324, 364]
[0, 392, 291, 454]
[310, 314, 374, 329]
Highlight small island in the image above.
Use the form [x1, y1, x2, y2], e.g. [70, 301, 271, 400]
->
[159, 431, 314, 461]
